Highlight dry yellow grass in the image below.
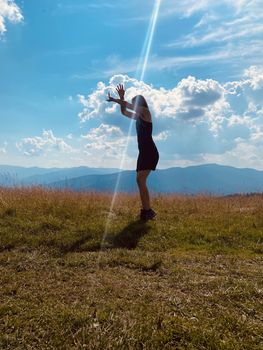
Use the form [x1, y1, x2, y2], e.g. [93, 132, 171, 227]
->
[0, 187, 262, 349]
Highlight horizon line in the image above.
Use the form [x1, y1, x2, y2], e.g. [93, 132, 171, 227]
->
[0, 162, 263, 172]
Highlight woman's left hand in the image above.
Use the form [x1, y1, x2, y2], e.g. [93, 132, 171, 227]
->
[106, 92, 115, 102]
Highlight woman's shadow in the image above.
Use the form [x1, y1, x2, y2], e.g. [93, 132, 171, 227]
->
[104, 219, 151, 250]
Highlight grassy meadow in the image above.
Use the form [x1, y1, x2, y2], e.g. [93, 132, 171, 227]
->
[0, 187, 262, 349]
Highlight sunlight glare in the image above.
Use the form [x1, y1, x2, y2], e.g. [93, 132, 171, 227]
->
[98, 0, 162, 259]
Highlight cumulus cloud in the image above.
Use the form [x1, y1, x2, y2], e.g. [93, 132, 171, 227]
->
[80, 123, 136, 158]
[154, 130, 170, 141]
[81, 123, 123, 140]
[16, 129, 77, 157]
[78, 73, 227, 133]
[202, 140, 263, 169]
[224, 65, 263, 114]
[224, 66, 263, 93]
[77, 65, 263, 168]
[244, 66, 263, 90]
[0, 0, 23, 34]
[77, 122, 138, 169]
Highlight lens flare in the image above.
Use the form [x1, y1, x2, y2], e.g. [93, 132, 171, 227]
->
[136, 0, 162, 82]
[98, 0, 162, 260]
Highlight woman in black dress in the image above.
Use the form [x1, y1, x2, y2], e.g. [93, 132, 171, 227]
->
[106, 84, 159, 220]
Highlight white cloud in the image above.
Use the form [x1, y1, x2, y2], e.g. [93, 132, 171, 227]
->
[163, 0, 263, 68]
[161, 0, 215, 18]
[0, 0, 23, 34]
[81, 123, 123, 140]
[224, 66, 263, 111]
[244, 66, 263, 90]
[77, 66, 263, 168]
[57, 1, 127, 13]
[202, 140, 263, 170]
[160, 0, 260, 20]
[81, 123, 134, 158]
[154, 130, 170, 141]
[0, 141, 7, 154]
[77, 122, 137, 169]
[78, 73, 227, 131]
[16, 129, 77, 157]
[73, 50, 238, 81]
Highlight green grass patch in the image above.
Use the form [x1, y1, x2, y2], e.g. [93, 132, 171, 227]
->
[0, 188, 262, 349]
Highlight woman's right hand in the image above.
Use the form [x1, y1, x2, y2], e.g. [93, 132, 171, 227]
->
[116, 84, 125, 100]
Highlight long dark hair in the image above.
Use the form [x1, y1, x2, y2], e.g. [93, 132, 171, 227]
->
[131, 95, 149, 109]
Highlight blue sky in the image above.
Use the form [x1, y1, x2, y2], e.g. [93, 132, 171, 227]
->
[0, 0, 263, 169]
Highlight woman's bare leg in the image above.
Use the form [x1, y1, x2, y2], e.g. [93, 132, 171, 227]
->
[136, 170, 151, 210]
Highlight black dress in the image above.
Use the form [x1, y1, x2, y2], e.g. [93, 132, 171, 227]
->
[136, 115, 159, 172]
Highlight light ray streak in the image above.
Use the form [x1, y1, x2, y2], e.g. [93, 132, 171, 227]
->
[97, 0, 162, 263]
[136, 0, 162, 82]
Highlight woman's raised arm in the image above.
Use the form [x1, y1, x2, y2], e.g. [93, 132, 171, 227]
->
[116, 84, 127, 116]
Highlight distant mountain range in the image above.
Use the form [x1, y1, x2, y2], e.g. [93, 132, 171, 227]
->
[0, 165, 120, 187]
[1, 163, 263, 195]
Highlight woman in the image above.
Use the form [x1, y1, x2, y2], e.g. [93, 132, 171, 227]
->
[106, 84, 159, 220]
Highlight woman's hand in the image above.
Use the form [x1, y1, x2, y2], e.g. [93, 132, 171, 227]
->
[106, 92, 115, 102]
[116, 84, 125, 100]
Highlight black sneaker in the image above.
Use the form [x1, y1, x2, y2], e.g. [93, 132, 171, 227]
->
[140, 209, 147, 220]
[140, 208, 156, 221]
[146, 208, 157, 220]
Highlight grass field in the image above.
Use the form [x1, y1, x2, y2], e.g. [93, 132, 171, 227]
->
[0, 187, 262, 349]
